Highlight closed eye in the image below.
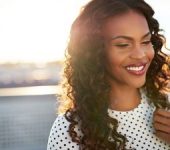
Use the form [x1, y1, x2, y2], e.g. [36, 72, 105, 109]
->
[113, 43, 129, 47]
[142, 40, 151, 45]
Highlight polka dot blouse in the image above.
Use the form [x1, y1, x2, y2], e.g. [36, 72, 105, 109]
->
[47, 90, 170, 150]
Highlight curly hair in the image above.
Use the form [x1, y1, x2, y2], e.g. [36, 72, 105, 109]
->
[59, 0, 169, 149]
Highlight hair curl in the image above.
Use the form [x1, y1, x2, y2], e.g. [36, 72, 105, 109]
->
[59, 0, 169, 149]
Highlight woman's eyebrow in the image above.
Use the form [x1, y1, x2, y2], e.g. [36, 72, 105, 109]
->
[111, 32, 151, 41]
[142, 32, 151, 39]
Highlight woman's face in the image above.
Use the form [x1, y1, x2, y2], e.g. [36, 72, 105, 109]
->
[102, 11, 154, 89]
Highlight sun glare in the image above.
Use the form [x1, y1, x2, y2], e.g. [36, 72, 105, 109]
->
[0, 0, 170, 64]
[0, 0, 89, 64]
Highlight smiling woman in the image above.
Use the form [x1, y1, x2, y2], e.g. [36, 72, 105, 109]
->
[0, 0, 89, 64]
[47, 0, 170, 149]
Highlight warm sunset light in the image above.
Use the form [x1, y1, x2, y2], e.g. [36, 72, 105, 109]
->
[0, 0, 170, 64]
[0, 0, 90, 64]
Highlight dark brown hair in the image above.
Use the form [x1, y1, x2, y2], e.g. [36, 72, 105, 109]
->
[60, 0, 168, 149]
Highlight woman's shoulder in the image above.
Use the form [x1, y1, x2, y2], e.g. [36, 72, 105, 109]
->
[52, 114, 71, 129]
[47, 114, 80, 150]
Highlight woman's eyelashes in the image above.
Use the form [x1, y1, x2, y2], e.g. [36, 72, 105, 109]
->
[141, 40, 151, 45]
[113, 43, 130, 48]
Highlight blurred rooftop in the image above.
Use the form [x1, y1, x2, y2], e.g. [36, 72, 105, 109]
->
[0, 61, 63, 88]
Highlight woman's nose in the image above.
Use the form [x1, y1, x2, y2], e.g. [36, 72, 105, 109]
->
[130, 46, 146, 59]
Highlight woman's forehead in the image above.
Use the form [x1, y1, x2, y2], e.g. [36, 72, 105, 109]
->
[101, 11, 150, 40]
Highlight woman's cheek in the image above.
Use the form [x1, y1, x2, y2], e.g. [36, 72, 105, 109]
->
[148, 48, 155, 61]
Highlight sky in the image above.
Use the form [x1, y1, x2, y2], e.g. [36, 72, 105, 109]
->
[0, 0, 170, 64]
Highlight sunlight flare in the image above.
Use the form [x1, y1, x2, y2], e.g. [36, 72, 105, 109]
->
[0, 0, 89, 64]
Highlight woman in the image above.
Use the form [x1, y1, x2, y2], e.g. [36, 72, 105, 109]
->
[47, 0, 170, 149]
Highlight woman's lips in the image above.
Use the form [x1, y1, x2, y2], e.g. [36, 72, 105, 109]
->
[125, 63, 147, 76]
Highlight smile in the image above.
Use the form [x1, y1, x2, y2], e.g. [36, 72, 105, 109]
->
[125, 64, 147, 75]
[126, 65, 144, 71]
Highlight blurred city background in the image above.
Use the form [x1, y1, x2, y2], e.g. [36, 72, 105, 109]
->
[0, 0, 170, 150]
[0, 61, 63, 150]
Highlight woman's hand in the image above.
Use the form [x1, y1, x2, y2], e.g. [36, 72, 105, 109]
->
[153, 109, 170, 144]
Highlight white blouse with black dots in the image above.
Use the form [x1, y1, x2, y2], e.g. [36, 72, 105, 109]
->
[47, 90, 170, 150]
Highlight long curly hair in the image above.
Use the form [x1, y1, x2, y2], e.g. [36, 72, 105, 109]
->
[59, 0, 169, 149]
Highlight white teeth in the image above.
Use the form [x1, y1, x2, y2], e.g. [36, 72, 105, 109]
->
[126, 66, 144, 71]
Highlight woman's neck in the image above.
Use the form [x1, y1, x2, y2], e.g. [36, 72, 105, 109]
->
[109, 86, 141, 111]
